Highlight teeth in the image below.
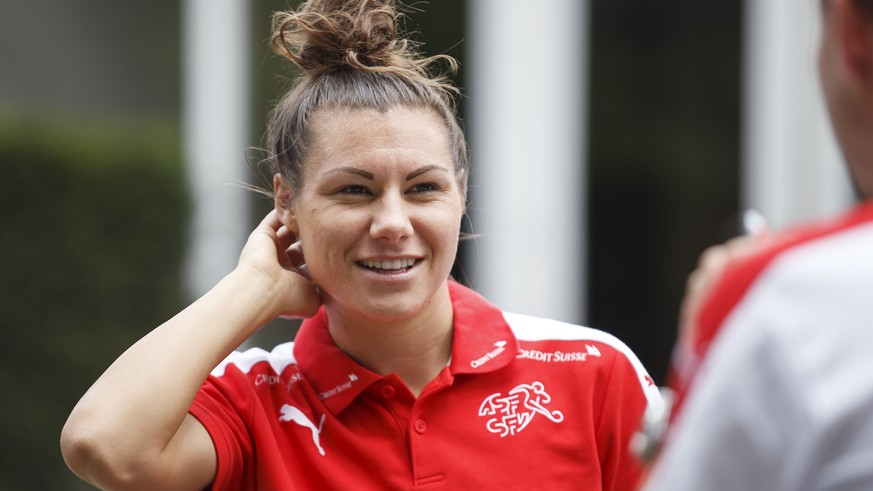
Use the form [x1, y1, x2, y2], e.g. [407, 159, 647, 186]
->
[362, 258, 416, 270]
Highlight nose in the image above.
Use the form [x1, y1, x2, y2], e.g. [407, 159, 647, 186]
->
[369, 191, 413, 243]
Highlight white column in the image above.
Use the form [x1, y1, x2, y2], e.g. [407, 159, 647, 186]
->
[467, 0, 589, 323]
[182, 0, 251, 298]
[742, 0, 852, 230]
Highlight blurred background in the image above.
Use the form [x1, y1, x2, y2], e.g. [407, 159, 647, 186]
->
[0, 0, 851, 489]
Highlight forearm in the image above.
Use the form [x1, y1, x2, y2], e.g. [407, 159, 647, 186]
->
[61, 268, 276, 484]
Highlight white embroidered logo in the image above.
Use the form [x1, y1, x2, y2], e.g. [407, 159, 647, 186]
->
[279, 404, 326, 456]
[478, 381, 565, 437]
[319, 373, 358, 400]
[470, 340, 508, 368]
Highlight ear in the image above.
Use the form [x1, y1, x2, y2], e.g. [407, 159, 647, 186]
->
[834, 0, 873, 83]
[274, 173, 299, 233]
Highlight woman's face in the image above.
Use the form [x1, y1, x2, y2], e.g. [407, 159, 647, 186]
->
[278, 106, 465, 323]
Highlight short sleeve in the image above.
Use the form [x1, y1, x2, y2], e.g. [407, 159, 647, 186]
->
[596, 349, 651, 491]
[189, 370, 255, 490]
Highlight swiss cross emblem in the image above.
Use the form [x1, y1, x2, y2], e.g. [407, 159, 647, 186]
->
[478, 381, 565, 437]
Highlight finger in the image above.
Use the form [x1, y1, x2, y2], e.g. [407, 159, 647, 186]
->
[697, 244, 729, 271]
[685, 269, 705, 296]
[275, 224, 297, 250]
[258, 209, 283, 232]
[286, 240, 304, 263]
[284, 241, 311, 280]
[282, 283, 322, 319]
[294, 263, 311, 280]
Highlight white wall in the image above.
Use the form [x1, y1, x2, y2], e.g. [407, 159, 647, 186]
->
[741, 0, 853, 230]
[467, 0, 590, 323]
[182, 0, 252, 298]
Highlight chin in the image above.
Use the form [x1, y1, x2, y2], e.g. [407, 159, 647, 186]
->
[324, 283, 443, 324]
[357, 296, 429, 322]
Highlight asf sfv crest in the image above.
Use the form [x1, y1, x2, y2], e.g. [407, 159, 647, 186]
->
[478, 381, 565, 437]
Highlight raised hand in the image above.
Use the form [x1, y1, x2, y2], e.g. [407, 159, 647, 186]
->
[237, 210, 322, 320]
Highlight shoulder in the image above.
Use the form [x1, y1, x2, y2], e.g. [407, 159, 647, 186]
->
[193, 342, 304, 427]
[698, 203, 873, 349]
[504, 311, 635, 357]
[766, 213, 873, 287]
[717, 208, 873, 336]
[502, 311, 662, 410]
[211, 342, 299, 379]
[698, 206, 873, 420]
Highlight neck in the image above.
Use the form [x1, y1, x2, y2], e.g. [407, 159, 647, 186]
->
[325, 283, 454, 397]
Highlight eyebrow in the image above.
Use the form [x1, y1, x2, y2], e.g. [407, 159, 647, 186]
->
[326, 167, 374, 179]
[406, 165, 449, 180]
[325, 165, 448, 180]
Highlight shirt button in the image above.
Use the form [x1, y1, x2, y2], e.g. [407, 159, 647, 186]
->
[414, 419, 427, 434]
[380, 384, 396, 399]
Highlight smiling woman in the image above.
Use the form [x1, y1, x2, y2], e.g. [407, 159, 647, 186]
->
[278, 107, 464, 346]
[60, 1, 661, 490]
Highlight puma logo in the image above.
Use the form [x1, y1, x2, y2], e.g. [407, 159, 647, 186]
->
[279, 404, 326, 456]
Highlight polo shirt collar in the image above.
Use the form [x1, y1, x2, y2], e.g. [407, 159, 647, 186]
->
[445, 281, 519, 376]
[293, 308, 381, 416]
[293, 281, 518, 415]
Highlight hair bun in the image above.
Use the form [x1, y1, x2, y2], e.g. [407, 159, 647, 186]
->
[272, 0, 420, 76]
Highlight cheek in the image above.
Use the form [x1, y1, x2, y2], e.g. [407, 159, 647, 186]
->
[300, 209, 373, 275]
[298, 213, 343, 271]
[424, 209, 463, 253]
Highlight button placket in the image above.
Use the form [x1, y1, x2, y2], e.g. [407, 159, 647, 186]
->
[413, 418, 427, 434]
[409, 406, 444, 486]
[380, 384, 396, 399]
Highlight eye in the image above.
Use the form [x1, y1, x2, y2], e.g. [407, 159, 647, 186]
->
[409, 182, 439, 194]
[338, 185, 369, 195]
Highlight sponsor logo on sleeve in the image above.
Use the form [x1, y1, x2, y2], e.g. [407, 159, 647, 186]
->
[516, 343, 603, 363]
[254, 372, 302, 391]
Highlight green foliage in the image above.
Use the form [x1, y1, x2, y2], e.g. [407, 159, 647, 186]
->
[0, 116, 189, 490]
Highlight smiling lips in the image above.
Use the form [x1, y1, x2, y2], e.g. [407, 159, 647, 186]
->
[358, 258, 418, 272]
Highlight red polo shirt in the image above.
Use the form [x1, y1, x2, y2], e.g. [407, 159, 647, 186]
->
[190, 281, 659, 490]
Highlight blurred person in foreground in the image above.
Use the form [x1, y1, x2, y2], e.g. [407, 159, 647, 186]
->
[59, 0, 661, 489]
[641, 0, 873, 489]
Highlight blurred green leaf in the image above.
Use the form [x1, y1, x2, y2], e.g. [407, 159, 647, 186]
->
[0, 116, 189, 490]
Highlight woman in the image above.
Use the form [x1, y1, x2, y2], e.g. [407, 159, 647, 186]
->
[61, 1, 661, 489]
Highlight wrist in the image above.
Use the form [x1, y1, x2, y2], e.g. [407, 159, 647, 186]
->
[209, 268, 282, 331]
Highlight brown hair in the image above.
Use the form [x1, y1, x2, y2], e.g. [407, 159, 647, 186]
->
[858, 0, 873, 16]
[267, 0, 467, 199]
[823, 0, 873, 17]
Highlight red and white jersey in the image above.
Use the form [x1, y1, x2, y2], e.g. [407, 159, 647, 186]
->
[646, 201, 873, 490]
[668, 201, 873, 417]
[190, 281, 660, 491]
